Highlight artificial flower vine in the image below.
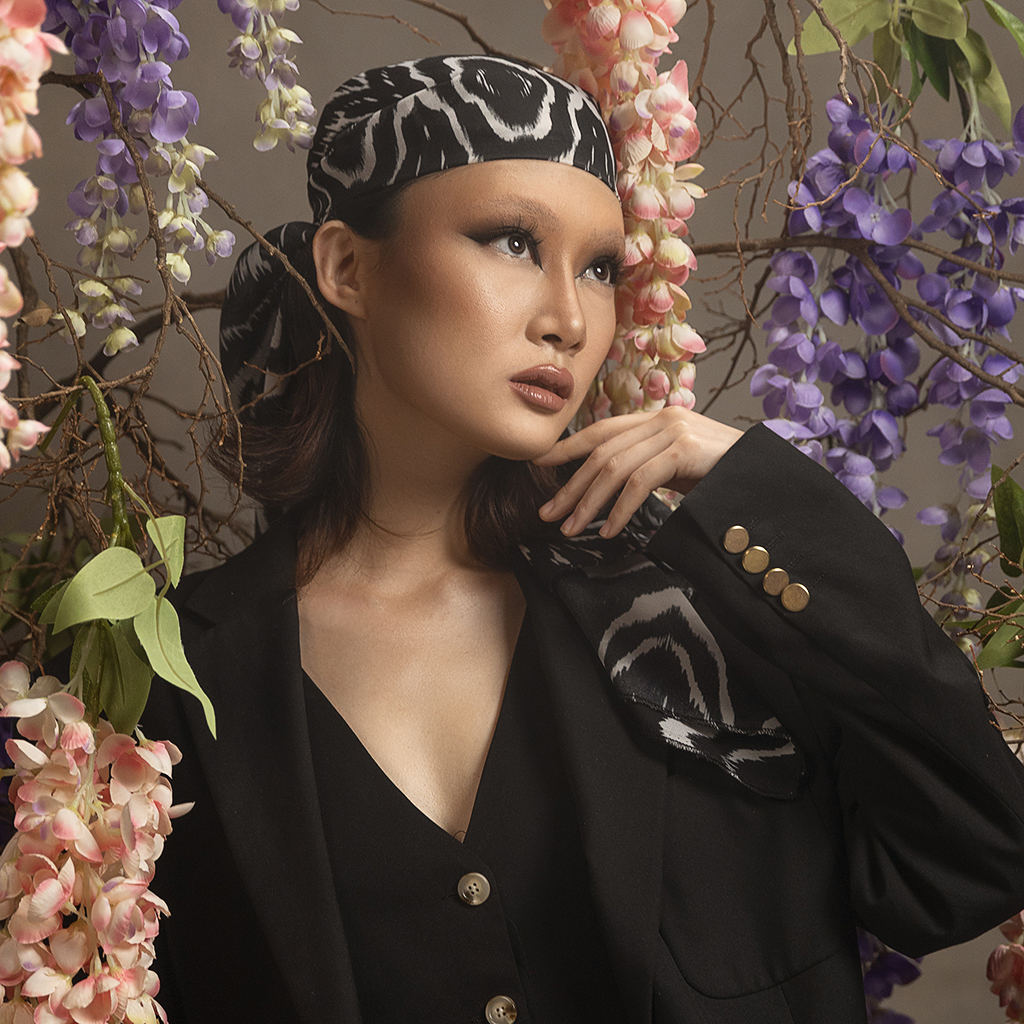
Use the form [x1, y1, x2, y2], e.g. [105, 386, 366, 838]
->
[0, 378, 213, 1024]
[218, 0, 315, 152]
[543, 0, 705, 421]
[0, 0, 59, 473]
[761, 97, 1024, 634]
[0, 661, 186, 1024]
[44, 0, 237, 357]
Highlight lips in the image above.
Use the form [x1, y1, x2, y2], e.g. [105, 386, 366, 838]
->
[509, 365, 575, 400]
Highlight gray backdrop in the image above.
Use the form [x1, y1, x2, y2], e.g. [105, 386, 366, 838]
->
[16, 2, 1024, 1019]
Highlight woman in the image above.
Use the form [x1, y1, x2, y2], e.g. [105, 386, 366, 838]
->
[145, 55, 1024, 1024]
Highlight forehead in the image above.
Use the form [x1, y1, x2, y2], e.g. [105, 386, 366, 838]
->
[400, 159, 625, 239]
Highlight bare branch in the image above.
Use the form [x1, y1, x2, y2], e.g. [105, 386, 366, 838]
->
[305, 0, 440, 45]
[402, 0, 542, 66]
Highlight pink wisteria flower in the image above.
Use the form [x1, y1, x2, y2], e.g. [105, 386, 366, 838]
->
[990, 941, 1024, 1021]
[545, 0, 704, 419]
[0, 660, 190, 1024]
[0, 0, 58, 477]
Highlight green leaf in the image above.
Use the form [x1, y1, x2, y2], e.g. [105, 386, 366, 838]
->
[100, 620, 153, 735]
[973, 44, 1013, 131]
[904, 20, 951, 99]
[977, 619, 1024, 668]
[42, 628, 73, 665]
[986, 586, 1019, 610]
[54, 547, 156, 634]
[873, 23, 903, 100]
[82, 624, 106, 703]
[69, 620, 98, 680]
[788, 0, 892, 55]
[36, 580, 70, 626]
[955, 26, 992, 80]
[146, 516, 185, 588]
[973, 598, 1022, 635]
[135, 597, 216, 738]
[983, 0, 1024, 61]
[908, 0, 967, 39]
[992, 465, 1024, 575]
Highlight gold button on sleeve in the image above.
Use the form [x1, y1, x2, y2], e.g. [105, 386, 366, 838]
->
[741, 546, 770, 574]
[781, 583, 810, 612]
[763, 567, 789, 596]
[723, 525, 749, 554]
[485, 996, 518, 1023]
[457, 872, 490, 906]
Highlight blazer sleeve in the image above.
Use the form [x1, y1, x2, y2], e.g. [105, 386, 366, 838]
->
[645, 423, 1024, 957]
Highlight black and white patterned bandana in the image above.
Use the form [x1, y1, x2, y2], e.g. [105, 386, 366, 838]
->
[220, 55, 616, 408]
[518, 496, 805, 800]
[308, 55, 617, 217]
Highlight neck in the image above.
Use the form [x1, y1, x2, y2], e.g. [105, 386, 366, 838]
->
[333, 402, 490, 587]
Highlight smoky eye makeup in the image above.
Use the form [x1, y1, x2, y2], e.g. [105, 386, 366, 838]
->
[467, 215, 543, 259]
[587, 251, 626, 286]
[465, 212, 624, 284]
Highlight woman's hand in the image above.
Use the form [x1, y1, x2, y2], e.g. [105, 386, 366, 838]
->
[534, 407, 744, 538]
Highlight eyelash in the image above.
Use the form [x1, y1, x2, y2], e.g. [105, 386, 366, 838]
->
[474, 217, 624, 287]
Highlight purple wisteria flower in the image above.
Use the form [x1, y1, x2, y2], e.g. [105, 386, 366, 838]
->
[762, 92, 1024, 564]
[859, 929, 921, 1024]
[45, 0, 235, 350]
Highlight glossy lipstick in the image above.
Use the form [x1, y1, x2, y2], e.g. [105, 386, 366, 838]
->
[509, 365, 574, 412]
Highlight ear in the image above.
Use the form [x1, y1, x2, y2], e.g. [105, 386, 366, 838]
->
[312, 220, 372, 321]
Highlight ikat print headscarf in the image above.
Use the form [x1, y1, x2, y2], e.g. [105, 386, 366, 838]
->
[219, 55, 616, 414]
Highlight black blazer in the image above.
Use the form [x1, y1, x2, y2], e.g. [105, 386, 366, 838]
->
[144, 426, 1024, 1024]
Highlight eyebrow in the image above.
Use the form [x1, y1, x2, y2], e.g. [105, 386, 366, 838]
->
[470, 196, 625, 254]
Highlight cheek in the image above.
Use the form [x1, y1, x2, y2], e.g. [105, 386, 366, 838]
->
[583, 294, 618, 361]
[395, 249, 524, 340]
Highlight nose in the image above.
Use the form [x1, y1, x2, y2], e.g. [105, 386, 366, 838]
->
[527, 264, 587, 351]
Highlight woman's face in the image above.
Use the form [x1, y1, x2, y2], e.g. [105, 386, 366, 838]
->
[340, 159, 625, 466]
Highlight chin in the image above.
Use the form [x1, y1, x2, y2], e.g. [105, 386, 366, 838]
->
[484, 415, 573, 464]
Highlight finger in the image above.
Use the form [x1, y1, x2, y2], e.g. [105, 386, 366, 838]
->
[557, 430, 678, 536]
[537, 417, 671, 521]
[598, 448, 684, 537]
[532, 412, 658, 465]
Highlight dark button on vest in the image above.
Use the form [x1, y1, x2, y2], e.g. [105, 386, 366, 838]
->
[305, 613, 628, 1024]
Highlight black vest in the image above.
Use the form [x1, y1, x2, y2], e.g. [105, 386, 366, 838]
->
[304, 613, 630, 1023]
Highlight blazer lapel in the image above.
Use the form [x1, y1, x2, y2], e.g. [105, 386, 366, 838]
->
[179, 519, 362, 1024]
[517, 565, 667, 1024]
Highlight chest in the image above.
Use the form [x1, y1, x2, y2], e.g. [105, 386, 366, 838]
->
[296, 572, 525, 837]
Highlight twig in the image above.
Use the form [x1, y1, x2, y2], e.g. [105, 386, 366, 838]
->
[801, 0, 856, 103]
[196, 177, 354, 370]
[9, 246, 39, 418]
[402, 0, 542, 66]
[305, 0, 440, 45]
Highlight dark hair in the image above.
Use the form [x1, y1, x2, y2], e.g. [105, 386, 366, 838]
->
[212, 183, 563, 586]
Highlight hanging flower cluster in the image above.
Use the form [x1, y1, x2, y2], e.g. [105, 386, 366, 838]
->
[43, 0, 235, 356]
[218, 0, 314, 152]
[989, 911, 1024, 1021]
[543, 0, 705, 420]
[756, 97, 1024, 576]
[0, 660, 189, 1024]
[0, 0, 60, 471]
[859, 929, 920, 1024]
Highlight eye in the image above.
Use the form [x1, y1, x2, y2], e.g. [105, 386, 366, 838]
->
[493, 231, 533, 259]
[584, 255, 623, 286]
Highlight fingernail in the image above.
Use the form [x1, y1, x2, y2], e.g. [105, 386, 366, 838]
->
[538, 501, 554, 518]
[599, 522, 612, 538]
[561, 515, 576, 535]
